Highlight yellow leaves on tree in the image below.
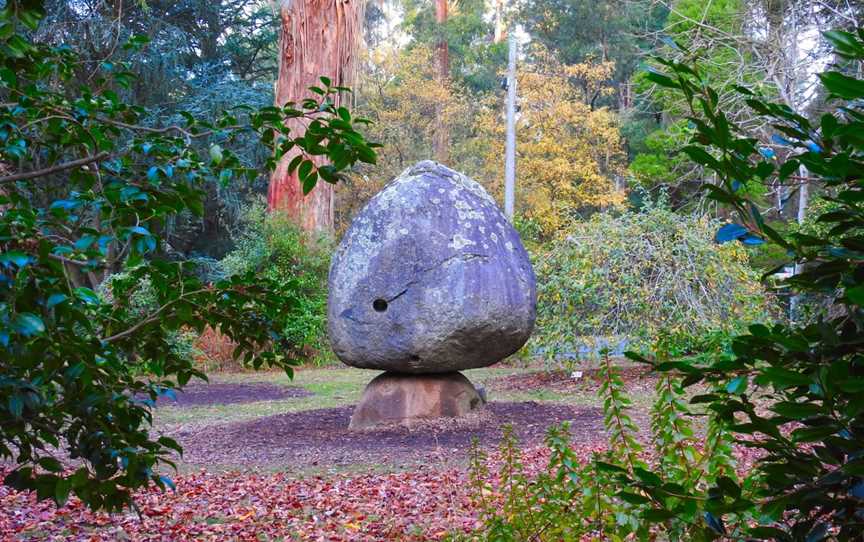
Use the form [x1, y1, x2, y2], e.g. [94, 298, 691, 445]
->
[476, 53, 627, 236]
[337, 45, 627, 239]
[336, 44, 476, 231]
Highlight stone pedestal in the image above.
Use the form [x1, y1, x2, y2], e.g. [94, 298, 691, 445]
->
[349, 372, 484, 430]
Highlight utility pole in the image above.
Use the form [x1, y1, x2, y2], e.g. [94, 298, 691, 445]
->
[504, 30, 517, 221]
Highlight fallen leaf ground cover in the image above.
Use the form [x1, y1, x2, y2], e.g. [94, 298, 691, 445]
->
[0, 364, 660, 541]
[1, 443, 612, 541]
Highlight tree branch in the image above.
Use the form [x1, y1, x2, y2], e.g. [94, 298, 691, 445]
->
[101, 288, 209, 344]
[0, 152, 111, 184]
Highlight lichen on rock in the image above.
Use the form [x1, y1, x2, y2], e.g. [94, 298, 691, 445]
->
[327, 161, 537, 374]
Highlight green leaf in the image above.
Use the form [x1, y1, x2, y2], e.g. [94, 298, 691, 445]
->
[209, 144, 223, 165]
[54, 477, 72, 507]
[302, 173, 318, 195]
[46, 293, 68, 308]
[594, 461, 628, 474]
[298, 160, 315, 192]
[8, 395, 23, 418]
[74, 288, 100, 305]
[617, 491, 651, 505]
[846, 285, 864, 306]
[771, 401, 823, 418]
[286, 155, 303, 174]
[682, 146, 719, 168]
[757, 367, 811, 388]
[823, 30, 864, 58]
[726, 376, 748, 394]
[633, 468, 663, 487]
[0, 250, 30, 268]
[38, 457, 63, 472]
[642, 509, 676, 522]
[818, 71, 864, 100]
[644, 70, 679, 89]
[64, 362, 86, 381]
[13, 313, 45, 336]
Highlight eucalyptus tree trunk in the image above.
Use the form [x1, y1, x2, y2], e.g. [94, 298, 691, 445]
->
[433, 0, 449, 163]
[268, 0, 366, 232]
[493, 0, 505, 43]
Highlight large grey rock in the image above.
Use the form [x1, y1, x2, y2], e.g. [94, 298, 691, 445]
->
[328, 161, 536, 373]
[349, 372, 484, 430]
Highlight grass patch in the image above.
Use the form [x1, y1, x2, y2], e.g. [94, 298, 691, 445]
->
[153, 364, 635, 432]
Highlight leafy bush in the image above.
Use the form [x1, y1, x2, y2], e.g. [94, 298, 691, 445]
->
[221, 204, 333, 365]
[468, 27, 864, 542]
[533, 202, 775, 363]
[99, 274, 204, 371]
[460, 353, 741, 541]
[0, 1, 376, 511]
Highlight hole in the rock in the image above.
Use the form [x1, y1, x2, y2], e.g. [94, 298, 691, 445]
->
[410, 354, 420, 362]
[372, 298, 388, 312]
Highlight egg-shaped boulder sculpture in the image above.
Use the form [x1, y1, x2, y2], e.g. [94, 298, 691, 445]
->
[328, 161, 536, 374]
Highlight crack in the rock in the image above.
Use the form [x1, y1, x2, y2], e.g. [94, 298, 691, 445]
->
[386, 287, 410, 303]
[341, 252, 491, 323]
[389, 252, 490, 301]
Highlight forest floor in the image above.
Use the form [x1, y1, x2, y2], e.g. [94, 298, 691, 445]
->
[0, 362, 659, 541]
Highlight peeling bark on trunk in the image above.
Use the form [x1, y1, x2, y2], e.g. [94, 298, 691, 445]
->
[433, 0, 449, 164]
[268, 0, 366, 233]
[493, 0, 505, 43]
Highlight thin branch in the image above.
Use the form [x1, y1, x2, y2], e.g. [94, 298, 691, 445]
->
[101, 288, 209, 344]
[0, 152, 111, 184]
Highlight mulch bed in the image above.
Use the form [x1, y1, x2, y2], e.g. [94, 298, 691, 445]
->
[155, 382, 312, 408]
[171, 401, 604, 469]
[489, 365, 656, 394]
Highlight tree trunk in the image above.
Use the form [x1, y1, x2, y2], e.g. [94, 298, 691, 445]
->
[433, 0, 449, 164]
[493, 0, 505, 43]
[268, 0, 366, 232]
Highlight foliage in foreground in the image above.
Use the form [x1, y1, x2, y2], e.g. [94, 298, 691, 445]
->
[533, 203, 774, 363]
[0, 1, 376, 511]
[459, 352, 738, 542]
[469, 28, 864, 542]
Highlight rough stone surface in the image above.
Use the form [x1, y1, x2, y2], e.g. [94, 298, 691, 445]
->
[328, 161, 536, 373]
[349, 372, 484, 430]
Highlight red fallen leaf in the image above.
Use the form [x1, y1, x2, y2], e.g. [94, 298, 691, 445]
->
[0, 440, 617, 541]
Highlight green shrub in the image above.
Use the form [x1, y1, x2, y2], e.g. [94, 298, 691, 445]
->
[468, 27, 864, 542]
[221, 204, 333, 365]
[458, 352, 741, 541]
[533, 203, 775, 364]
[0, 1, 377, 511]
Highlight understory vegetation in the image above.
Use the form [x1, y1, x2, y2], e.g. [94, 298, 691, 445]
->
[2, 1, 864, 541]
[464, 28, 864, 542]
[533, 202, 776, 364]
[221, 205, 333, 366]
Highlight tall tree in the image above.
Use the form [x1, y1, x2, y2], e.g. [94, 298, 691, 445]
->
[268, 0, 366, 232]
[41, 0, 282, 257]
[518, 0, 666, 110]
[433, 0, 450, 163]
